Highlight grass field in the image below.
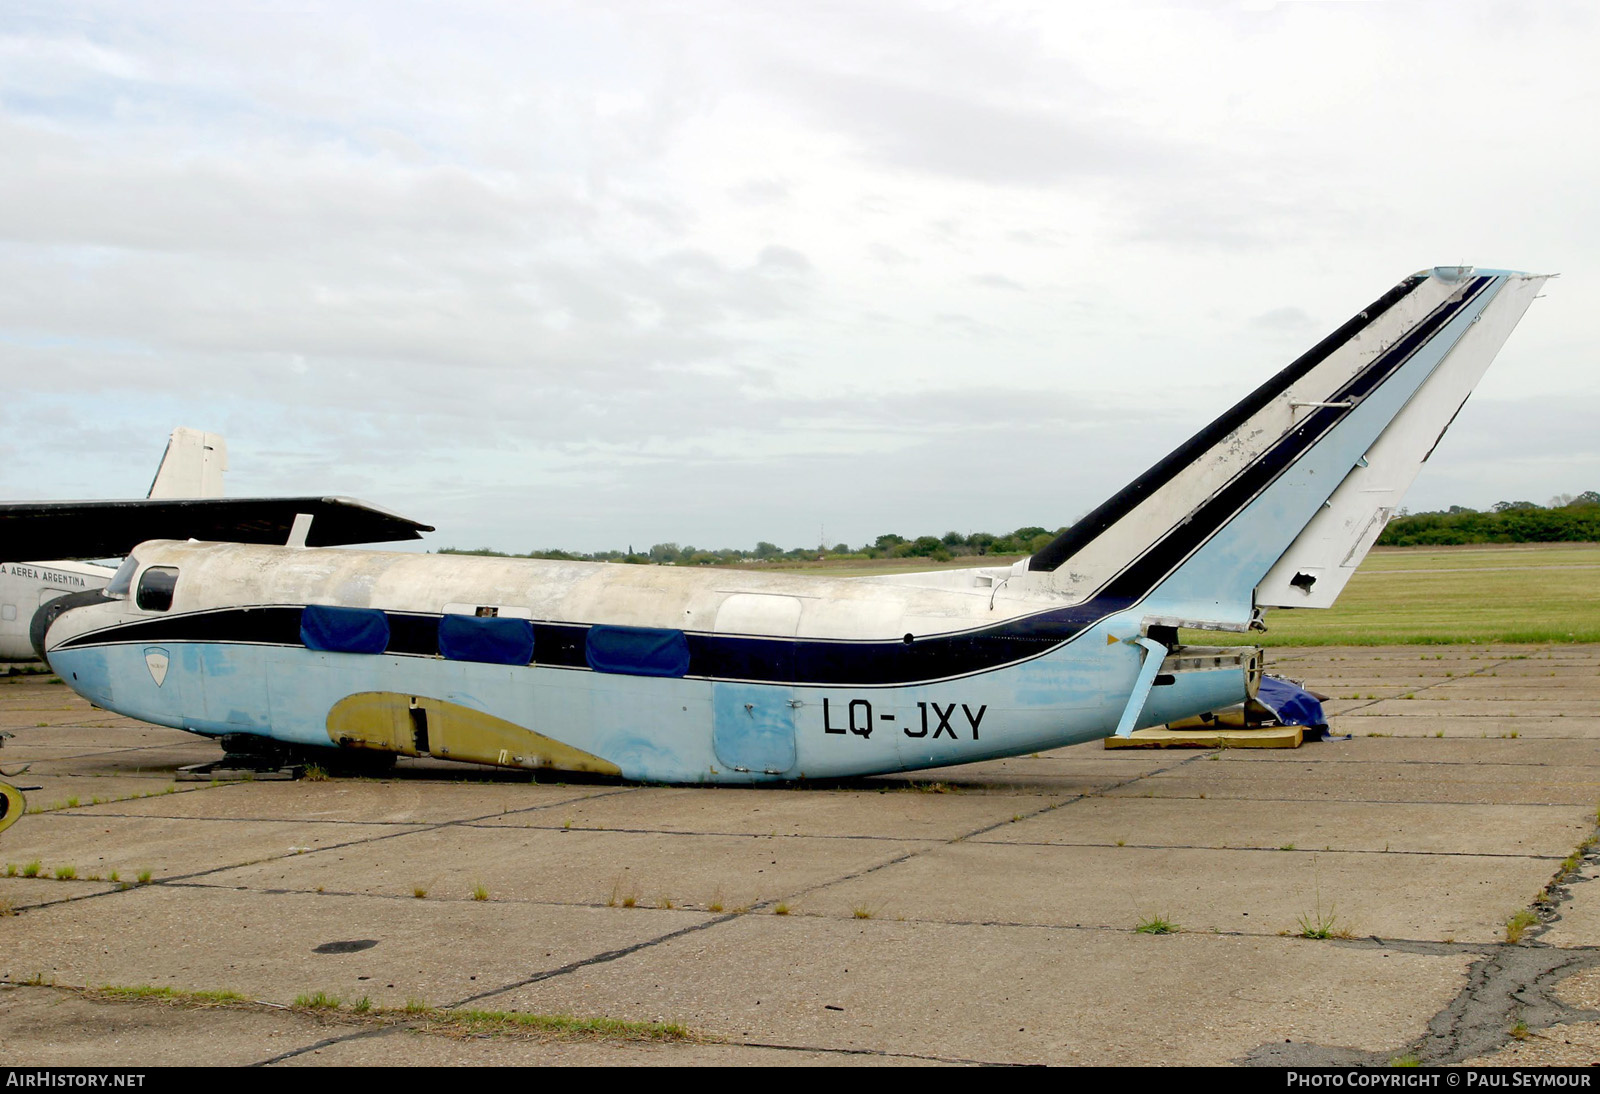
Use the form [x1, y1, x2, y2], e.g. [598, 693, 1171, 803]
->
[763, 542, 1600, 646]
[1189, 542, 1600, 647]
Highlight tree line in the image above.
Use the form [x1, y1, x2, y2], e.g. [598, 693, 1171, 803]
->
[440, 526, 1070, 566]
[1377, 492, 1600, 546]
[439, 491, 1600, 564]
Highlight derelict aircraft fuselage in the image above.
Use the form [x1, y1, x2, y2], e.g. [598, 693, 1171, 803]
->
[39, 268, 1548, 783]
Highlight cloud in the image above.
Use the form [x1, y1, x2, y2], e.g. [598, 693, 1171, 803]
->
[0, 1, 1593, 557]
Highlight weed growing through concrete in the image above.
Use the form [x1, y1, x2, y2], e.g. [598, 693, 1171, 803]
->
[1510, 1018, 1530, 1040]
[774, 903, 791, 916]
[21, 861, 41, 878]
[51, 865, 77, 880]
[413, 887, 428, 899]
[136, 869, 152, 884]
[1294, 860, 1346, 939]
[472, 884, 489, 902]
[303, 764, 329, 782]
[294, 991, 340, 1010]
[1297, 906, 1340, 939]
[1135, 914, 1177, 934]
[852, 905, 874, 920]
[1505, 908, 1539, 943]
[92, 985, 247, 1007]
[1389, 1055, 1421, 1067]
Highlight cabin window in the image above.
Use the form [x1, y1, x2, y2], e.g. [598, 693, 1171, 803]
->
[585, 625, 691, 678]
[135, 567, 179, 612]
[300, 604, 391, 655]
[438, 614, 534, 666]
[105, 556, 139, 599]
[1, 604, 14, 622]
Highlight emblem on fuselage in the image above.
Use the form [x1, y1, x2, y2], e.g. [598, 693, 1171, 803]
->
[144, 648, 170, 688]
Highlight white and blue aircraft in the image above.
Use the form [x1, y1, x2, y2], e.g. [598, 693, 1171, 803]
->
[0, 427, 227, 662]
[35, 267, 1547, 783]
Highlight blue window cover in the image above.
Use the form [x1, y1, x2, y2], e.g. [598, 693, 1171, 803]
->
[438, 614, 535, 666]
[301, 605, 390, 655]
[585, 625, 690, 677]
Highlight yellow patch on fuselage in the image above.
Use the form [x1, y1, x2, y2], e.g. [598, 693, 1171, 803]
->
[326, 692, 620, 776]
[0, 781, 25, 834]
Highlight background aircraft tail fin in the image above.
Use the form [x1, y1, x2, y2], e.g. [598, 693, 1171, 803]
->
[147, 427, 227, 499]
[1024, 267, 1548, 629]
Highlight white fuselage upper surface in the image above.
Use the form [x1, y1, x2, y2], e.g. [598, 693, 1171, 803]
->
[0, 559, 114, 661]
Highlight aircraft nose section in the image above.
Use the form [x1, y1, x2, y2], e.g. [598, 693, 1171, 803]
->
[30, 588, 114, 664]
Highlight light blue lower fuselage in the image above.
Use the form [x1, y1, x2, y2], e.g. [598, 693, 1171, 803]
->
[49, 612, 1251, 783]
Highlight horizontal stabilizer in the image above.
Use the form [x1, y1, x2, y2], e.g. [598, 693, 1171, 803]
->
[0, 496, 433, 563]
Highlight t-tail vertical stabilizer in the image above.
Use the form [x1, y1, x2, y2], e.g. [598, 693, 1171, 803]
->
[1023, 266, 1548, 631]
[1255, 271, 1547, 608]
[147, 427, 227, 499]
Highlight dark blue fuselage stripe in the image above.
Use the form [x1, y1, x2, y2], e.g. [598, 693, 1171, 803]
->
[54, 599, 1127, 687]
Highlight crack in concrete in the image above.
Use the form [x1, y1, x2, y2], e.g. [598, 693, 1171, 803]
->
[250, 1023, 400, 1066]
[1240, 822, 1600, 1066]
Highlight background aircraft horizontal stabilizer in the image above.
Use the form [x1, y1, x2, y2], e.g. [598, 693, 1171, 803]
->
[0, 496, 432, 563]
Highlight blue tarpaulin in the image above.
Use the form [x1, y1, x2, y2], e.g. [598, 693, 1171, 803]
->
[300, 604, 390, 655]
[438, 614, 535, 666]
[586, 625, 691, 678]
[1255, 675, 1326, 729]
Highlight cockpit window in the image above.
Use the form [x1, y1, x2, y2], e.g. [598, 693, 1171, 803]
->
[105, 556, 140, 599]
[135, 566, 179, 612]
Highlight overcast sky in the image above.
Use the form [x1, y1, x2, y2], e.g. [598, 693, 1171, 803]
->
[2, 1, 1594, 554]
